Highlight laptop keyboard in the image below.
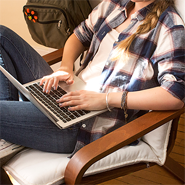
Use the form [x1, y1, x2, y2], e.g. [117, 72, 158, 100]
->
[26, 83, 90, 123]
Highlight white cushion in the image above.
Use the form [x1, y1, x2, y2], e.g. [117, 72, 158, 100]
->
[141, 121, 172, 164]
[4, 150, 69, 185]
[4, 140, 159, 185]
[85, 141, 160, 176]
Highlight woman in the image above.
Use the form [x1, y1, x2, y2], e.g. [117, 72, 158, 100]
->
[0, 0, 185, 161]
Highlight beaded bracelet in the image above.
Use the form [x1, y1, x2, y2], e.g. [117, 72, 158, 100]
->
[106, 92, 112, 112]
[121, 91, 128, 123]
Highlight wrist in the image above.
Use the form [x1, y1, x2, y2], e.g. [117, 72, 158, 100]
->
[57, 65, 73, 74]
[58, 58, 74, 71]
[108, 92, 122, 108]
[106, 92, 112, 111]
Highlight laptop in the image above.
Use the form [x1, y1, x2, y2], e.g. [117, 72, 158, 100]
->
[0, 65, 107, 129]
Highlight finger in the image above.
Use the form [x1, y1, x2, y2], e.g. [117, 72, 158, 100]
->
[68, 105, 85, 111]
[53, 77, 59, 90]
[60, 91, 81, 100]
[59, 100, 83, 109]
[56, 91, 81, 104]
[66, 79, 74, 85]
[40, 76, 47, 86]
[58, 95, 74, 103]
[42, 78, 53, 93]
[63, 73, 74, 84]
[43, 79, 49, 93]
[45, 78, 55, 93]
[66, 77, 74, 85]
[58, 92, 82, 105]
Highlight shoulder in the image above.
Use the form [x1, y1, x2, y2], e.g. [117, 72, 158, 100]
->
[158, 6, 184, 29]
[88, 0, 128, 30]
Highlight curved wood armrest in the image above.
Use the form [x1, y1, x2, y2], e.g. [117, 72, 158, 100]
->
[42, 48, 64, 66]
[64, 107, 185, 185]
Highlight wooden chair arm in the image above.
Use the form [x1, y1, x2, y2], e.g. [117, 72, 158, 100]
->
[64, 107, 185, 185]
[42, 48, 64, 66]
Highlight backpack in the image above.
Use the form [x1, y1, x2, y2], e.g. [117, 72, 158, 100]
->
[23, 0, 92, 49]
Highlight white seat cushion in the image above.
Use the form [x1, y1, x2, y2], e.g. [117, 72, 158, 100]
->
[4, 141, 158, 185]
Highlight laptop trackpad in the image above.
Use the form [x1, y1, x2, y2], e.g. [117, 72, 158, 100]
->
[59, 75, 86, 93]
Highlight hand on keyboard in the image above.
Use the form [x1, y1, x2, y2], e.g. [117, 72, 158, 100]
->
[57, 90, 107, 111]
[40, 70, 74, 94]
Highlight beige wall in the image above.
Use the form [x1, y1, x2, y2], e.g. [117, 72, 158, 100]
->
[175, 0, 185, 21]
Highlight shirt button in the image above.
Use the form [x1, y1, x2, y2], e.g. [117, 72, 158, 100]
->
[82, 124, 86, 128]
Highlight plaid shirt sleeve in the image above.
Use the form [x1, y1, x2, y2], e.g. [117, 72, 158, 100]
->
[74, 0, 121, 47]
[152, 15, 185, 102]
[73, 1, 104, 47]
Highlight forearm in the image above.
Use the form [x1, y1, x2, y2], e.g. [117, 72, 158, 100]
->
[56, 87, 184, 111]
[58, 33, 86, 73]
[108, 87, 184, 111]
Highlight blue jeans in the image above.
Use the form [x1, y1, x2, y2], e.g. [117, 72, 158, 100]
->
[0, 25, 80, 153]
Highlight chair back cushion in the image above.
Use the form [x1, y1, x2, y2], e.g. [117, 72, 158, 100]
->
[141, 121, 172, 163]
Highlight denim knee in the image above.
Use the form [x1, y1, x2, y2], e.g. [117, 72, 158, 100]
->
[0, 25, 11, 39]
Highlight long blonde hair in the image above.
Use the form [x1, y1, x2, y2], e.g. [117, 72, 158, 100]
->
[112, 0, 175, 60]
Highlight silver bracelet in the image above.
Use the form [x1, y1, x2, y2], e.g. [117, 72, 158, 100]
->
[106, 92, 111, 112]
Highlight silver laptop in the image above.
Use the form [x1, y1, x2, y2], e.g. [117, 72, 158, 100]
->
[0, 65, 107, 129]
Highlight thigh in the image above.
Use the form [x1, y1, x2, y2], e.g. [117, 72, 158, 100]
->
[0, 25, 53, 84]
[0, 101, 80, 154]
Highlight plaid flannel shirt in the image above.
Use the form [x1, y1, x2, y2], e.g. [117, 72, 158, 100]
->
[71, 0, 185, 155]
